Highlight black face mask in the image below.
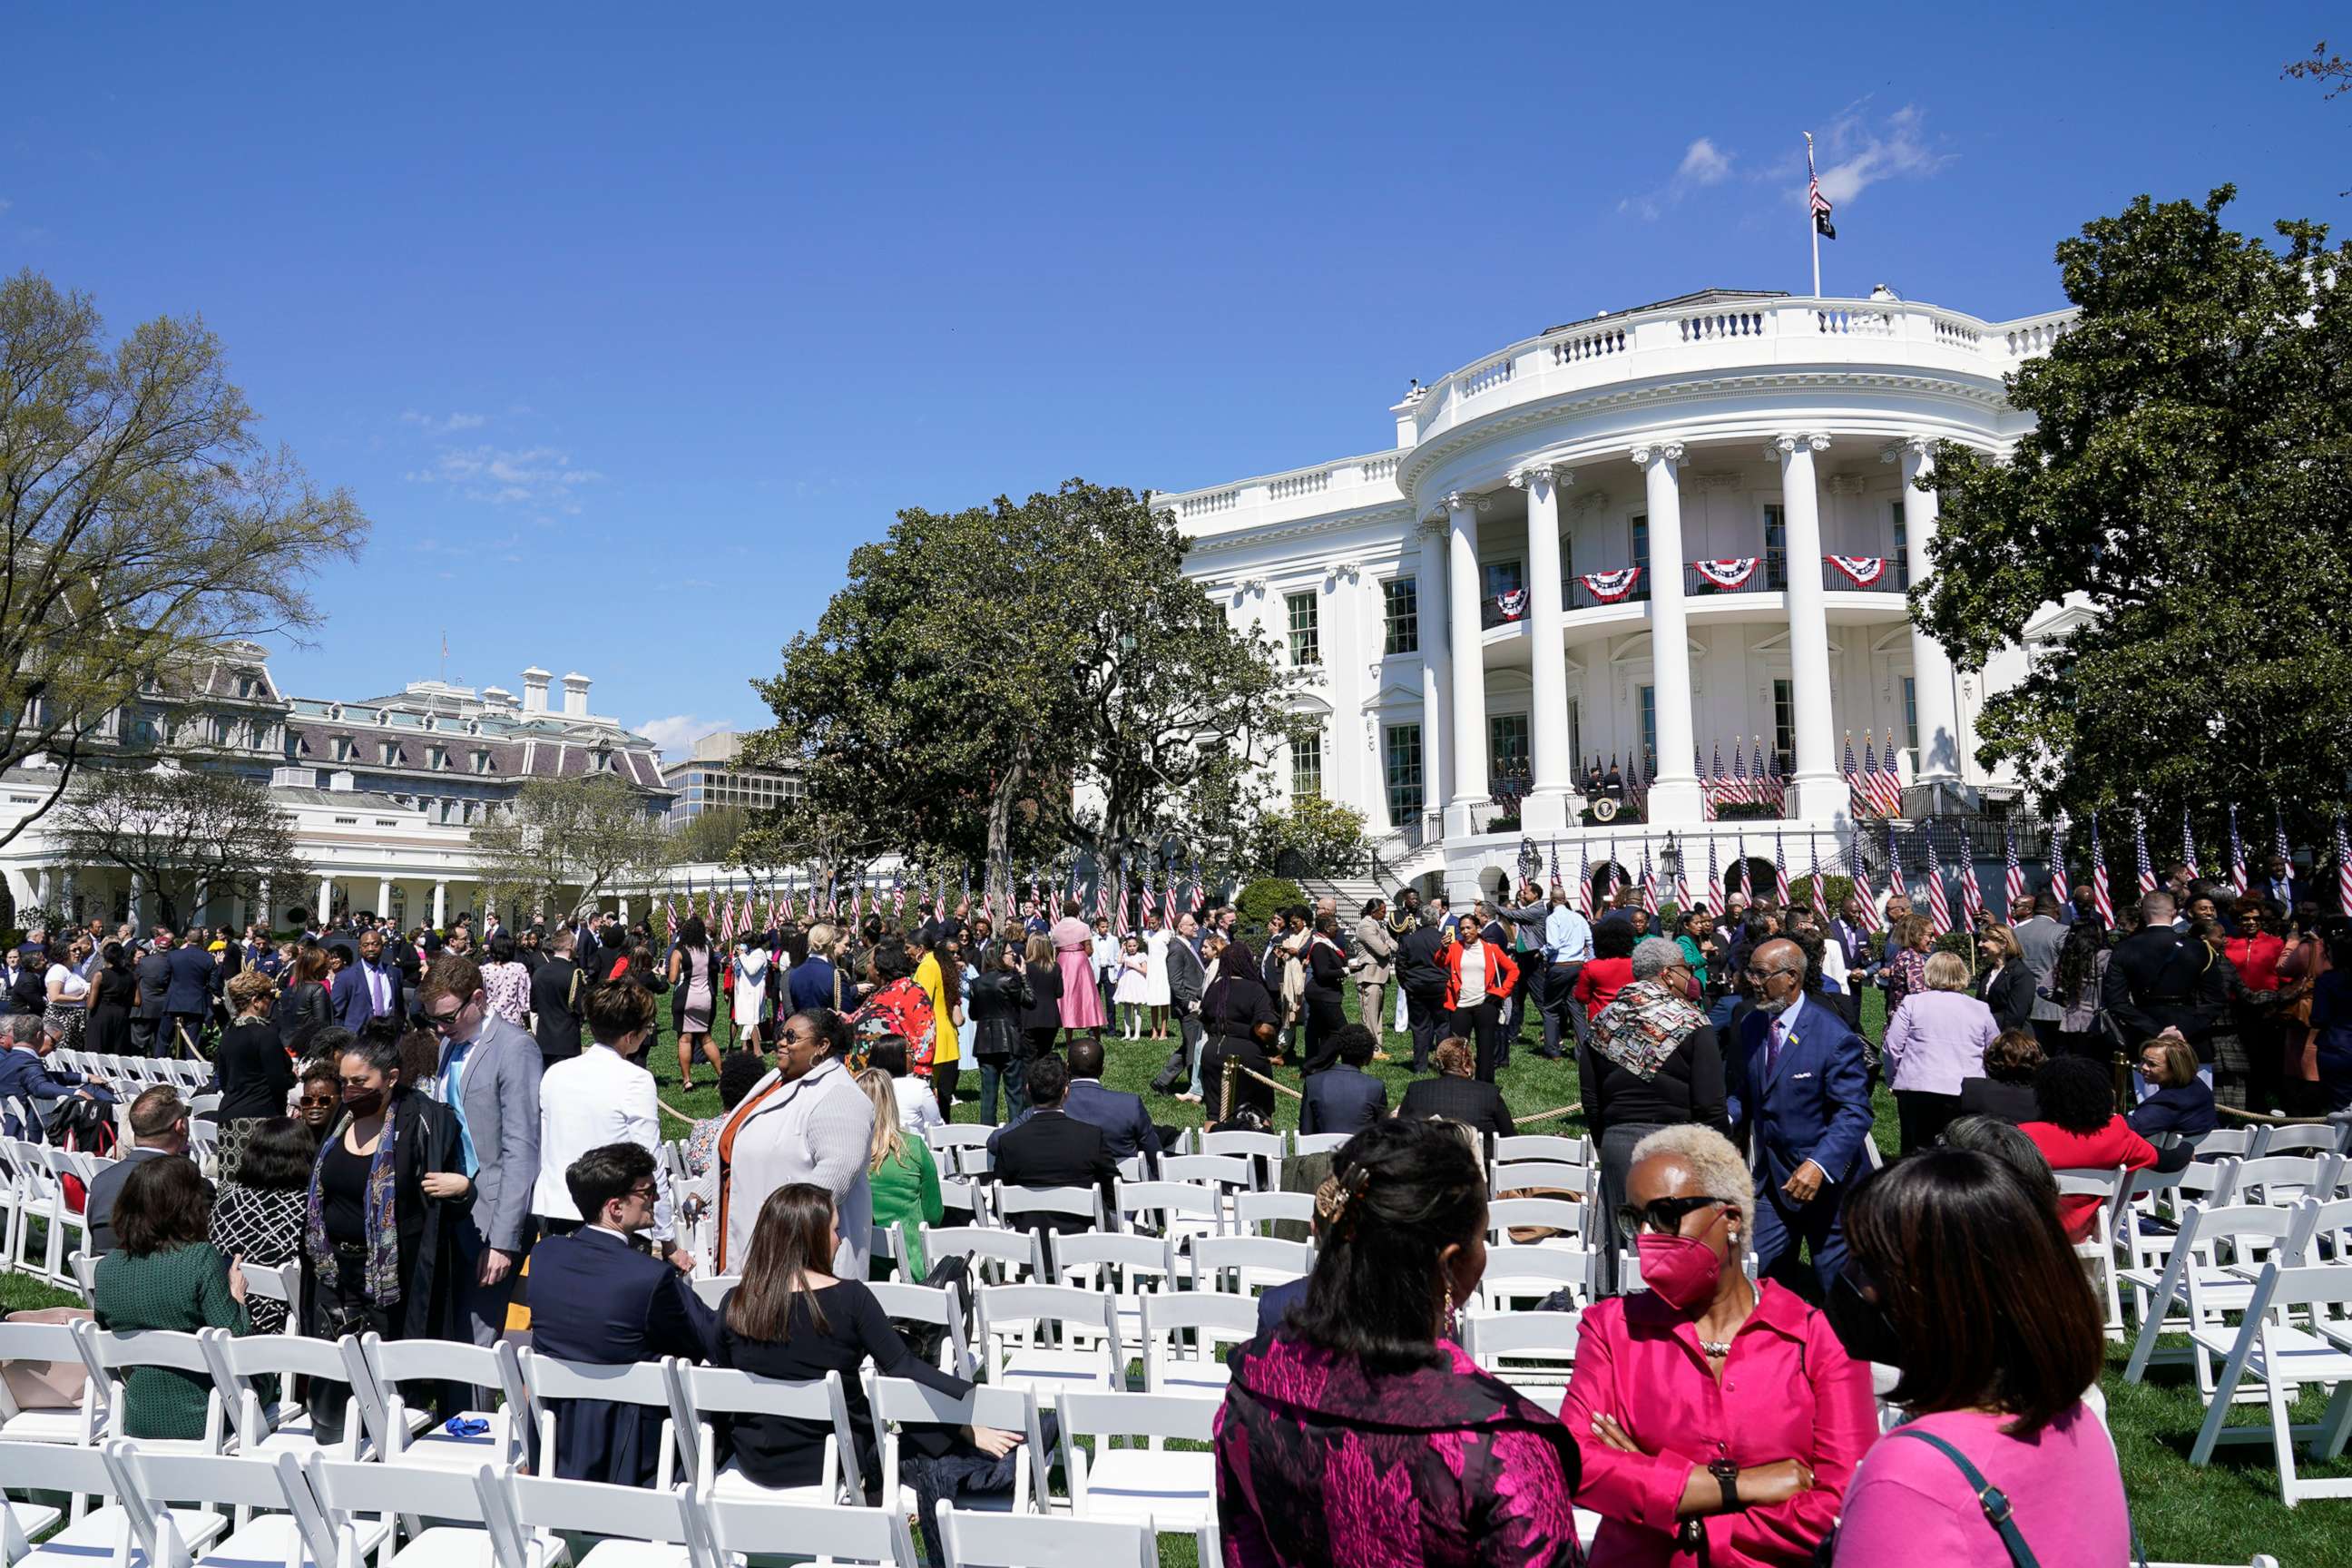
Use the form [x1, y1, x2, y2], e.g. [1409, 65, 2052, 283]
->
[341, 1088, 385, 1119]
[1827, 1269, 1906, 1368]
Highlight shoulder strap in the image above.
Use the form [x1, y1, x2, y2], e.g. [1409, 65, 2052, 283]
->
[1885, 1428, 2039, 1568]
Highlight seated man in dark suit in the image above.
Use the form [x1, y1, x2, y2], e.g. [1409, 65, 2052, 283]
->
[1298, 1024, 1387, 1139]
[84, 1085, 189, 1255]
[1060, 1034, 1168, 1171]
[522, 1142, 718, 1487]
[991, 1054, 1118, 1269]
[0, 1014, 114, 1140]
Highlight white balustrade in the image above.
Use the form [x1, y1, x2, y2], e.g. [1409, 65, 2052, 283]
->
[1553, 326, 1627, 362]
[1267, 468, 1329, 502]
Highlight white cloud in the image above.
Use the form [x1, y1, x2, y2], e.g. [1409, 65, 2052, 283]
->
[1620, 136, 1735, 220]
[404, 444, 607, 514]
[636, 714, 730, 760]
[1799, 103, 1954, 209]
[398, 409, 487, 433]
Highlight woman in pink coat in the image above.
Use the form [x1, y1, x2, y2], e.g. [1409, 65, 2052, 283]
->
[1563, 1123, 1875, 1566]
[1049, 898, 1106, 1033]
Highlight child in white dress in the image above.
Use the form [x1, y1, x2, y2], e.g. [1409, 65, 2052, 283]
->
[1112, 935, 1152, 1040]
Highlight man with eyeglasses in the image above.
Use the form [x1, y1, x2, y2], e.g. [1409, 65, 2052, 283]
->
[416, 952, 543, 1345]
[1724, 937, 1872, 1303]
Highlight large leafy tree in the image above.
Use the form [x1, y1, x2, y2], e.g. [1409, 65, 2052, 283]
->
[51, 758, 310, 929]
[469, 775, 675, 922]
[1915, 188, 2352, 838]
[745, 480, 1304, 897]
[0, 270, 368, 845]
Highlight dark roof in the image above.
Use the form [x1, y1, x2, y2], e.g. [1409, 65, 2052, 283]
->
[1539, 289, 1789, 338]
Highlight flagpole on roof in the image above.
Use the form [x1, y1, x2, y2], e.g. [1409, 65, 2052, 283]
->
[1805, 132, 1821, 298]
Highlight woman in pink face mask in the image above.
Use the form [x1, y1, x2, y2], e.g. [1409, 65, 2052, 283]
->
[1561, 1124, 1877, 1567]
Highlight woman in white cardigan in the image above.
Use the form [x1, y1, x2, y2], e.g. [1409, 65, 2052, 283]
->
[712, 1007, 876, 1277]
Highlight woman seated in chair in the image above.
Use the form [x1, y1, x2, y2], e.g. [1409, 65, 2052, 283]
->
[208, 1116, 314, 1336]
[92, 1154, 258, 1439]
[2016, 1055, 2185, 1241]
[1396, 1036, 1516, 1141]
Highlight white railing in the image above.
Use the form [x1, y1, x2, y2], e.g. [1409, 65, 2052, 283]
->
[1553, 325, 1629, 361]
[1361, 454, 1400, 484]
[1813, 306, 1898, 338]
[1933, 315, 1983, 350]
[2003, 314, 2073, 357]
[1678, 309, 1769, 343]
[1267, 468, 1329, 502]
[1179, 487, 1239, 517]
[1455, 350, 1517, 399]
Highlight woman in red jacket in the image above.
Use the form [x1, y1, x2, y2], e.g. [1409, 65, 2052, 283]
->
[2018, 1055, 2174, 1240]
[1443, 915, 1520, 1083]
[1573, 916, 1640, 1021]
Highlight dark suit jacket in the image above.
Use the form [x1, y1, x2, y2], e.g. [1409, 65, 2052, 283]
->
[0, 1047, 113, 1140]
[329, 959, 407, 1031]
[133, 952, 172, 1021]
[1727, 995, 1874, 1190]
[1299, 1063, 1387, 1139]
[531, 957, 585, 1063]
[1396, 1075, 1515, 1141]
[1063, 1080, 1161, 1166]
[1979, 958, 2036, 1033]
[992, 1110, 1117, 1234]
[2102, 926, 2230, 1054]
[162, 946, 216, 1016]
[524, 1227, 718, 1487]
[85, 1146, 173, 1255]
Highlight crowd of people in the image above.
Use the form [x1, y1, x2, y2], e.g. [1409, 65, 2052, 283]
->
[7, 845, 2347, 1566]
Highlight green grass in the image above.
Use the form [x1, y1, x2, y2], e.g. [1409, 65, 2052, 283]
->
[8, 985, 2329, 1564]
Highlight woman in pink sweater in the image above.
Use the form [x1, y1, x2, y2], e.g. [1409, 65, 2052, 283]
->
[1828, 1148, 2128, 1566]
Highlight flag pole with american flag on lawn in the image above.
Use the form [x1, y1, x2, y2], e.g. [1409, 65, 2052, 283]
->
[1806, 132, 1836, 296]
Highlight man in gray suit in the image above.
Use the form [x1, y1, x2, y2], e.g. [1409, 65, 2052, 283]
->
[132, 931, 172, 1057]
[2010, 893, 2068, 1054]
[416, 953, 542, 1346]
[1150, 912, 1209, 1099]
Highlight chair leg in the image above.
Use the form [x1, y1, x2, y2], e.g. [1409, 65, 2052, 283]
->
[2265, 1330, 2302, 1507]
[2311, 1376, 2352, 1464]
[2189, 1335, 2256, 1466]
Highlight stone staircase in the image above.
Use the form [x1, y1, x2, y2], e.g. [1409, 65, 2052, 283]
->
[1294, 872, 1391, 915]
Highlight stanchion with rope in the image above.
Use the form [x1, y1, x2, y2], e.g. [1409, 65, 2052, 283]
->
[2215, 1103, 2344, 1128]
[1220, 1057, 1583, 1126]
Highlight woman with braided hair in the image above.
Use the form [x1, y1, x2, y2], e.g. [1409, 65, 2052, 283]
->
[1214, 1118, 1583, 1564]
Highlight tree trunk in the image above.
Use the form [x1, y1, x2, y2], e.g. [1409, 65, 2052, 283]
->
[985, 740, 1031, 915]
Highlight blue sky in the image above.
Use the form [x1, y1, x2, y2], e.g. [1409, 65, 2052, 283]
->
[6, 3, 2344, 754]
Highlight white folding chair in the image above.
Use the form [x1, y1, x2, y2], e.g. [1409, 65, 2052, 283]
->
[1488, 1196, 1591, 1249]
[688, 1275, 734, 1313]
[1050, 1232, 1173, 1354]
[670, 1364, 860, 1503]
[693, 1492, 920, 1568]
[1460, 1309, 1582, 1402]
[864, 1376, 1048, 1519]
[0, 1436, 215, 1568]
[973, 1285, 1122, 1406]
[505, 1471, 707, 1568]
[1480, 1242, 1594, 1310]
[1289, 1133, 1350, 1158]
[2187, 1262, 2352, 1505]
[0, 1320, 107, 1450]
[935, 1501, 1155, 1568]
[304, 1451, 544, 1568]
[2258, 1125, 2348, 1160]
[518, 1348, 691, 1489]
[1187, 1235, 1311, 1298]
[235, 1261, 303, 1338]
[361, 1334, 528, 1474]
[37, 1150, 94, 1281]
[1139, 1291, 1257, 1398]
[1230, 1191, 1314, 1236]
[2052, 1166, 2127, 1336]
[867, 1279, 975, 1377]
[2121, 1200, 2317, 1388]
[5, 1141, 61, 1283]
[75, 1324, 229, 1455]
[988, 1184, 1107, 1241]
[2192, 1126, 2260, 1159]
[116, 1444, 362, 1567]
[926, 1126, 997, 1181]
[2233, 1154, 2345, 1208]
[1055, 1390, 1216, 1532]
[1200, 1131, 1282, 1171]
[1493, 1134, 1589, 1167]
[200, 1330, 372, 1463]
[1158, 1154, 1255, 1196]
[1110, 1180, 1220, 1244]
[919, 1225, 1042, 1287]
[1488, 1160, 1591, 1200]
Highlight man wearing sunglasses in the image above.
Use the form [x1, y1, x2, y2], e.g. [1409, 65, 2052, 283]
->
[416, 951, 543, 1345]
[1724, 936, 1872, 1303]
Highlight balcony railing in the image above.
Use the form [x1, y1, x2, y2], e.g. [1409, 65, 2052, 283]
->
[1473, 555, 1903, 629]
[1820, 556, 1906, 594]
[1683, 561, 1775, 598]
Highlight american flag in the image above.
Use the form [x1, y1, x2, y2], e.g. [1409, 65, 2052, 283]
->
[1763, 741, 1788, 814]
[1873, 734, 1904, 817]
[2337, 817, 2352, 918]
[1808, 836, 1830, 919]
[1771, 831, 1793, 906]
[719, 884, 740, 943]
[2089, 818, 2114, 927]
[889, 872, 905, 920]
[2045, 817, 2069, 908]
[1848, 829, 1879, 929]
[1843, 734, 1867, 820]
[663, 890, 678, 941]
[1958, 840, 1983, 926]
[1728, 740, 1749, 806]
[1189, 858, 1204, 916]
[1884, 818, 1907, 901]
[1112, 866, 1131, 937]
[1705, 836, 1724, 917]
[1161, 863, 1178, 926]
[2228, 805, 2249, 896]
[2180, 809, 2200, 884]
[2135, 812, 2158, 895]
[1639, 843, 1660, 918]
[1923, 830, 1952, 935]
[2273, 813, 2294, 905]
[1808, 133, 1837, 240]
[1675, 842, 1692, 912]
[1092, 867, 1111, 922]
[1707, 743, 1726, 819]
[1547, 839, 1561, 887]
[2004, 825, 2025, 910]
[1576, 841, 1594, 918]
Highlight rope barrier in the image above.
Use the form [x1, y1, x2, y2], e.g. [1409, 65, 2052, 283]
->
[2214, 1102, 2343, 1128]
[1220, 1057, 1583, 1125]
[654, 1097, 701, 1124]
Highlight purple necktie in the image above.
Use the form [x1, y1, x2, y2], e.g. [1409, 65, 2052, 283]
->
[1766, 1018, 1785, 1076]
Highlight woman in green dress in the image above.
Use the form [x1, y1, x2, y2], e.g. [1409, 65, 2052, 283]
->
[91, 1154, 255, 1441]
[854, 1066, 943, 1279]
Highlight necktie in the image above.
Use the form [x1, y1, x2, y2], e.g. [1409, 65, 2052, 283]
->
[1766, 1017, 1786, 1077]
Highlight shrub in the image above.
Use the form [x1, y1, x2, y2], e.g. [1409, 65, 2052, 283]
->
[1235, 877, 1305, 935]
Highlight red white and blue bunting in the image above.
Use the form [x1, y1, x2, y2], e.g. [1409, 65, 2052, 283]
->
[1581, 566, 1643, 603]
[1826, 554, 1886, 586]
[1692, 557, 1759, 591]
[1494, 588, 1528, 620]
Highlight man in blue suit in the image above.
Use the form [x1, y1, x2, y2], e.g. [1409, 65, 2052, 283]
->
[1725, 937, 1874, 1303]
[1298, 1024, 1387, 1139]
[522, 1142, 716, 1486]
[159, 928, 218, 1058]
[331, 927, 407, 1029]
[992, 1034, 1166, 1174]
[0, 1014, 114, 1138]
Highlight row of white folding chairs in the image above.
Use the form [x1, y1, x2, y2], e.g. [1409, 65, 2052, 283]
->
[0, 1137, 109, 1288]
[2181, 1258, 2352, 1508]
[2120, 1198, 2352, 1397]
[0, 1435, 1205, 1568]
[2189, 1122, 2352, 1161]
[47, 1052, 211, 1093]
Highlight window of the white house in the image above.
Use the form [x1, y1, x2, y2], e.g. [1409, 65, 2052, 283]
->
[1889, 499, 1911, 589]
[1568, 696, 1583, 770]
[1384, 723, 1423, 826]
[1765, 505, 1787, 590]
[1287, 592, 1320, 667]
[1383, 577, 1418, 655]
[1485, 559, 1524, 599]
[1638, 686, 1657, 773]
[1290, 731, 1324, 799]
[1773, 679, 1795, 771]
[1489, 714, 1529, 783]
[1902, 677, 1918, 751]
[1632, 514, 1650, 578]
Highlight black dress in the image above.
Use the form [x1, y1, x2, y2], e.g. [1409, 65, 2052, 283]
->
[86, 967, 135, 1055]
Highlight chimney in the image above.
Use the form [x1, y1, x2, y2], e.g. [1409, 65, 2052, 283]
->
[481, 685, 514, 709]
[561, 671, 591, 719]
[520, 667, 552, 713]
[328, 769, 356, 792]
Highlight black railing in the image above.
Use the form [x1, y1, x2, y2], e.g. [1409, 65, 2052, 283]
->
[1820, 557, 1905, 594]
[1565, 571, 1651, 611]
[1682, 563, 1773, 598]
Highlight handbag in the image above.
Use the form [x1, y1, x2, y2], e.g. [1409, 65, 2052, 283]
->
[1, 1308, 93, 1409]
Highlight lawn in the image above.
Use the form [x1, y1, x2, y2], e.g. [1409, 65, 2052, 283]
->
[5, 983, 2333, 1564]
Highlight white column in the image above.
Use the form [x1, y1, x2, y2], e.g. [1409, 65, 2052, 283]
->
[1443, 490, 1490, 837]
[1415, 517, 1450, 831]
[1511, 464, 1572, 831]
[1897, 436, 1962, 788]
[432, 881, 447, 928]
[1634, 441, 1703, 824]
[1773, 432, 1843, 820]
[376, 877, 393, 918]
[32, 867, 51, 910]
[316, 876, 334, 922]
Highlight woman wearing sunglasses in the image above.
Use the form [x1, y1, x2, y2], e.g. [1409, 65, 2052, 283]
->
[1563, 1124, 1875, 1566]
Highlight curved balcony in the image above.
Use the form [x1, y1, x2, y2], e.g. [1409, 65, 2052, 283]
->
[1477, 555, 1909, 642]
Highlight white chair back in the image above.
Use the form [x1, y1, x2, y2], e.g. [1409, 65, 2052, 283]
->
[936, 1500, 1155, 1568]
[670, 1363, 862, 1501]
[518, 1348, 691, 1488]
